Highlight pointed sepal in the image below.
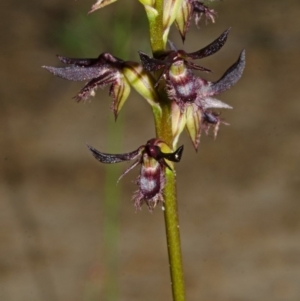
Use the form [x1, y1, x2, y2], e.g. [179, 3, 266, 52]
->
[89, 0, 118, 14]
[123, 61, 161, 110]
[42, 65, 103, 82]
[171, 101, 187, 147]
[162, 0, 185, 43]
[175, 0, 193, 42]
[209, 49, 246, 96]
[87, 144, 144, 163]
[201, 96, 233, 111]
[185, 105, 202, 151]
[138, 51, 167, 72]
[110, 76, 131, 119]
[186, 28, 230, 60]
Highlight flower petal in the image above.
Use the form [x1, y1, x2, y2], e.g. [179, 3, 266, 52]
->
[123, 62, 161, 109]
[138, 51, 166, 72]
[171, 101, 187, 147]
[185, 105, 202, 150]
[42, 65, 104, 81]
[57, 56, 100, 66]
[209, 49, 246, 95]
[74, 72, 117, 102]
[163, 0, 185, 43]
[110, 76, 131, 119]
[89, 0, 118, 14]
[201, 96, 233, 110]
[87, 144, 144, 163]
[186, 28, 230, 60]
[175, 0, 193, 42]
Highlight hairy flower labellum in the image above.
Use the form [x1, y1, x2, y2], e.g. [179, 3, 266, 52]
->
[87, 139, 184, 211]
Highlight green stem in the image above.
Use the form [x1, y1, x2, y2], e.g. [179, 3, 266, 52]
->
[149, 0, 165, 55]
[164, 169, 185, 301]
[148, 2, 186, 300]
[158, 102, 186, 301]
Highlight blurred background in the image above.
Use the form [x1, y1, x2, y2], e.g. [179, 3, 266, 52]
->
[1, 0, 300, 300]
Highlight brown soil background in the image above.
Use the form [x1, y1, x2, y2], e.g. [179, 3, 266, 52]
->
[1, 1, 300, 301]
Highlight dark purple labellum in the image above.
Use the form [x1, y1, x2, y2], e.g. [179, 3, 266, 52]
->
[203, 111, 219, 124]
[161, 145, 184, 163]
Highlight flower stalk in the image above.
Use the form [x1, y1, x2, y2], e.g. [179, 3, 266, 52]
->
[163, 168, 186, 301]
[148, 0, 186, 299]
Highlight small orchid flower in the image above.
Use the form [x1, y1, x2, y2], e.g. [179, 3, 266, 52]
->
[87, 139, 184, 211]
[43, 53, 160, 119]
[172, 49, 245, 149]
[138, 30, 245, 149]
[138, 28, 230, 86]
[43, 53, 129, 119]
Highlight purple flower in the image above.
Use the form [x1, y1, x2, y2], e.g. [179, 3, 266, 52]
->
[43, 53, 131, 119]
[138, 29, 246, 150]
[87, 139, 184, 211]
